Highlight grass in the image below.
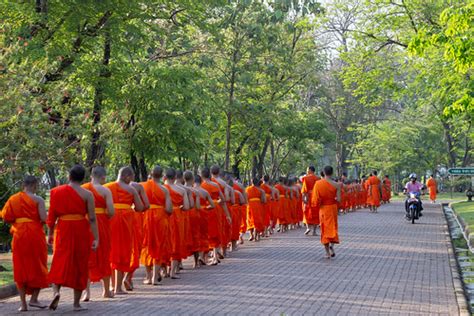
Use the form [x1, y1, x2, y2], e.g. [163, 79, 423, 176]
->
[0, 261, 13, 287]
[391, 192, 467, 202]
[452, 201, 474, 233]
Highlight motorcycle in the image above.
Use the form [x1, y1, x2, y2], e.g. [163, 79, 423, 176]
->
[406, 192, 421, 224]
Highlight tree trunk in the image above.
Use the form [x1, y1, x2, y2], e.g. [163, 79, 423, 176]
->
[86, 30, 111, 170]
[47, 168, 57, 188]
[224, 55, 237, 171]
[441, 121, 457, 167]
[139, 155, 148, 181]
[130, 151, 140, 182]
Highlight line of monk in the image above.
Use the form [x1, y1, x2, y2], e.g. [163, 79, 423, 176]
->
[3, 163, 395, 311]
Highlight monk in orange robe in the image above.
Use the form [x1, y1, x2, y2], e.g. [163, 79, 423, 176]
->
[210, 165, 233, 257]
[124, 181, 150, 289]
[246, 178, 266, 241]
[426, 175, 437, 203]
[201, 167, 228, 265]
[105, 166, 144, 295]
[269, 180, 280, 231]
[1, 176, 48, 312]
[194, 175, 216, 264]
[47, 165, 99, 311]
[301, 166, 320, 236]
[275, 178, 288, 232]
[175, 170, 193, 264]
[184, 171, 203, 268]
[164, 168, 190, 278]
[367, 171, 382, 213]
[312, 165, 341, 259]
[261, 175, 273, 237]
[229, 178, 245, 249]
[381, 175, 392, 203]
[233, 180, 248, 244]
[81, 166, 115, 300]
[140, 166, 172, 285]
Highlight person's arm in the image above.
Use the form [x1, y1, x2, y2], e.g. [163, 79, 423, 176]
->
[104, 189, 115, 218]
[160, 185, 173, 214]
[36, 196, 47, 222]
[132, 183, 149, 211]
[228, 187, 235, 205]
[86, 191, 99, 251]
[182, 188, 190, 210]
[204, 190, 215, 209]
[218, 190, 231, 223]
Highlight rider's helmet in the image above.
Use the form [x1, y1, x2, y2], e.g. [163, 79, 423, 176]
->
[409, 173, 417, 180]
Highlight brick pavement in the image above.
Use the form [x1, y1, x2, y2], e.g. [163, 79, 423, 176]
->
[0, 202, 460, 315]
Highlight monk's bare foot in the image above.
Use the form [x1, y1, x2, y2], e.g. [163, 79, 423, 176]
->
[329, 245, 335, 257]
[238, 237, 244, 244]
[123, 279, 133, 291]
[18, 306, 27, 312]
[29, 301, 47, 309]
[81, 292, 90, 302]
[199, 258, 207, 266]
[49, 293, 60, 311]
[73, 305, 88, 312]
[170, 275, 180, 279]
[143, 279, 152, 285]
[102, 292, 114, 299]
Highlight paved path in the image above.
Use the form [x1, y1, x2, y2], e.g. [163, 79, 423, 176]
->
[0, 202, 460, 315]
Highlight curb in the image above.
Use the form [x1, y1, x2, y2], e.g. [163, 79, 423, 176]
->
[0, 284, 17, 300]
[442, 203, 471, 315]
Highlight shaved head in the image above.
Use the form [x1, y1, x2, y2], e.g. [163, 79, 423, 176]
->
[165, 168, 176, 180]
[184, 170, 194, 182]
[91, 166, 106, 179]
[201, 167, 211, 179]
[70, 164, 86, 182]
[152, 165, 163, 179]
[210, 165, 220, 176]
[23, 175, 38, 188]
[119, 166, 135, 179]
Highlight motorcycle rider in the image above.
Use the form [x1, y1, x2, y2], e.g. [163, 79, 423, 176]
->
[403, 173, 425, 218]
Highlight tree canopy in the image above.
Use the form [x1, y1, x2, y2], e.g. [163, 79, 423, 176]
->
[1, 0, 472, 193]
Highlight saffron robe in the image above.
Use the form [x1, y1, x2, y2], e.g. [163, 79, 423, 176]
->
[301, 174, 320, 225]
[140, 180, 171, 266]
[426, 178, 437, 201]
[312, 179, 340, 245]
[105, 182, 135, 273]
[367, 176, 382, 207]
[201, 181, 223, 248]
[47, 185, 91, 290]
[82, 183, 112, 282]
[2, 192, 48, 294]
[246, 186, 265, 233]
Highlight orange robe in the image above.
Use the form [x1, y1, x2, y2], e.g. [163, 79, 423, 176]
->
[105, 182, 135, 273]
[275, 184, 287, 225]
[246, 186, 264, 233]
[301, 174, 320, 225]
[140, 180, 171, 266]
[363, 180, 369, 206]
[231, 191, 241, 241]
[233, 184, 248, 234]
[165, 185, 185, 260]
[212, 179, 230, 248]
[427, 178, 437, 201]
[312, 179, 339, 245]
[201, 181, 223, 248]
[47, 185, 91, 290]
[1, 192, 48, 294]
[382, 179, 392, 202]
[82, 183, 111, 282]
[198, 194, 210, 252]
[367, 176, 381, 207]
[188, 191, 201, 254]
[261, 183, 272, 228]
[297, 187, 304, 222]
